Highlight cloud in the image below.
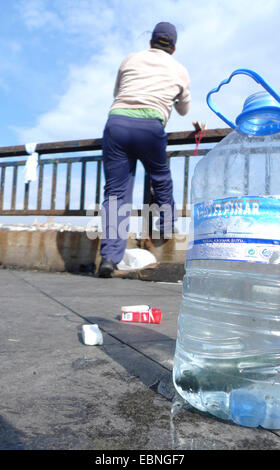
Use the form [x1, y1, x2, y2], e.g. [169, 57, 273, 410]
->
[13, 0, 280, 144]
[16, 0, 116, 46]
[14, 46, 125, 142]
[16, 0, 64, 31]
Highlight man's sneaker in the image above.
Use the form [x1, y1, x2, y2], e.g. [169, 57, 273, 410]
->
[98, 258, 116, 278]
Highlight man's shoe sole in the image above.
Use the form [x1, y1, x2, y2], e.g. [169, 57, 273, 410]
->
[98, 266, 114, 278]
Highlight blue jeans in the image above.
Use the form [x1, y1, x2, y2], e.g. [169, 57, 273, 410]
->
[100, 114, 176, 264]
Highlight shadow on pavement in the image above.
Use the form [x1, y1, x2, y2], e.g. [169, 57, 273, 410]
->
[0, 416, 26, 450]
[82, 316, 176, 401]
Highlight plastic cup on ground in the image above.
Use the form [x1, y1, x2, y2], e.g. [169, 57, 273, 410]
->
[81, 324, 103, 345]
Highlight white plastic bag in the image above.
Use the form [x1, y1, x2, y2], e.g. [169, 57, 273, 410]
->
[24, 142, 38, 184]
[117, 248, 157, 271]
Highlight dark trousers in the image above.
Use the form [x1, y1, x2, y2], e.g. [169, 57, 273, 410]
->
[100, 114, 176, 264]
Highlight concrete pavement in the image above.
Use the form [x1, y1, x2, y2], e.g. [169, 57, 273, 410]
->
[1, 268, 280, 451]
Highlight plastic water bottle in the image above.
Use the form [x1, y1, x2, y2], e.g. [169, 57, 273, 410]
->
[173, 69, 280, 429]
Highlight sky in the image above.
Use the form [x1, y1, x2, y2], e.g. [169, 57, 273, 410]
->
[1, 0, 280, 229]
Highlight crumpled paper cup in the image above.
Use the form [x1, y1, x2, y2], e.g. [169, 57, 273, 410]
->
[81, 324, 103, 345]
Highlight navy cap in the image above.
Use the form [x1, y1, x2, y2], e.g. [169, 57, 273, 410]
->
[151, 22, 177, 48]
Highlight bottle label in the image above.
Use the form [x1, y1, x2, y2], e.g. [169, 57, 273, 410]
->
[187, 196, 280, 263]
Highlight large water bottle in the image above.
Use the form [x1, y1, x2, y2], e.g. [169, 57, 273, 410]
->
[173, 69, 280, 429]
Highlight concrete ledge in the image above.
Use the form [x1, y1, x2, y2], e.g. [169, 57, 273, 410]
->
[0, 227, 187, 282]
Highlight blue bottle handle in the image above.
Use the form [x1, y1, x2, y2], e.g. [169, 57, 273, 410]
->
[206, 68, 280, 128]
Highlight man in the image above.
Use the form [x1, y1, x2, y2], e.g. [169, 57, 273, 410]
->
[98, 22, 191, 278]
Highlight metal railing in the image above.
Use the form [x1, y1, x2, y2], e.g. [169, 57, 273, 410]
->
[0, 128, 230, 219]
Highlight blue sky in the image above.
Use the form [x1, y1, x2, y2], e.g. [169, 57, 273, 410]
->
[1, 0, 280, 228]
[2, 0, 280, 145]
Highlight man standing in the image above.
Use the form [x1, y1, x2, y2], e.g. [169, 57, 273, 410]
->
[98, 22, 191, 277]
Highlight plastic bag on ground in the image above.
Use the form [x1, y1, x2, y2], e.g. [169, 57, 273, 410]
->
[117, 248, 157, 271]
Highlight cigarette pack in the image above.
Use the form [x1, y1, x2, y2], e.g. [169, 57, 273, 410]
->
[120, 307, 162, 324]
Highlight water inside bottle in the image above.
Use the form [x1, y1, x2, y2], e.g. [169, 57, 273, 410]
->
[173, 259, 280, 429]
[173, 130, 280, 429]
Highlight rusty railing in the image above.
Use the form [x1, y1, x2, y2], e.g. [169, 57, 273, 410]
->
[0, 128, 230, 220]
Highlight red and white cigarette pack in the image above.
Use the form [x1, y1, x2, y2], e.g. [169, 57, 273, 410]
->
[120, 305, 162, 324]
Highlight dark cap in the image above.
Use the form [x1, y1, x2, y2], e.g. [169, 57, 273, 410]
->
[151, 22, 177, 48]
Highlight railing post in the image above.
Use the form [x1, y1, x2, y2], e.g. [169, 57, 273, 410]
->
[183, 156, 190, 209]
[96, 160, 101, 207]
[65, 162, 71, 211]
[0, 167, 5, 210]
[11, 166, 18, 210]
[51, 162, 57, 211]
[37, 164, 43, 211]
[24, 182, 29, 211]
[143, 172, 153, 237]
[80, 161, 86, 211]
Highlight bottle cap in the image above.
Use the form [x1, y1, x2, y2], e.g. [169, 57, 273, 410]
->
[236, 91, 280, 135]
